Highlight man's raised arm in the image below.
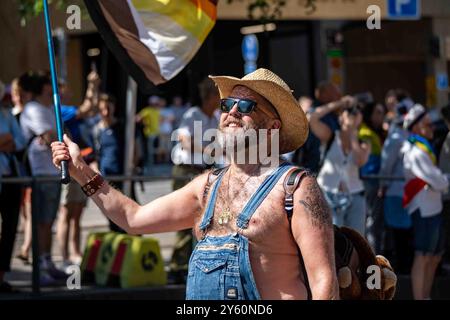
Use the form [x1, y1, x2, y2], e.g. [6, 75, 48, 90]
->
[51, 134, 206, 235]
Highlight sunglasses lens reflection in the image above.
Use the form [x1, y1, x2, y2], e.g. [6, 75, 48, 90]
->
[238, 100, 255, 113]
[220, 99, 236, 112]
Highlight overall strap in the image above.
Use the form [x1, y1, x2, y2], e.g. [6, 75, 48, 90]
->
[199, 167, 229, 232]
[236, 162, 292, 229]
[202, 167, 229, 205]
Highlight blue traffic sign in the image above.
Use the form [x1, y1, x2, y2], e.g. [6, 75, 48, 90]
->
[387, 0, 420, 20]
[244, 61, 257, 75]
[242, 34, 259, 62]
[437, 73, 449, 91]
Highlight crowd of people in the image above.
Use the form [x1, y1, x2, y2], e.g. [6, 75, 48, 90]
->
[136, 95, 190, 168]
[0, 69, 211, 292]
[291, 83, 450, 300]
[1, 69, 450, 300]
[0, 70, 133, 290]
[131, 77, 450, 300]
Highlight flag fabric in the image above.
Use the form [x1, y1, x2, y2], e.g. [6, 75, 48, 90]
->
[402, 134, 437, 208]
[407, 134, 437, 165]
[402, 178, 427, 208]
[84, 0, 217, 92]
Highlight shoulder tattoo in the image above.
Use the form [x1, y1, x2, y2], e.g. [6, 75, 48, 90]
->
[297, 179, 332, 228]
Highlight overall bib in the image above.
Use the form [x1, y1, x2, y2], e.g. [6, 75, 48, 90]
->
[186, 163, 292, 300]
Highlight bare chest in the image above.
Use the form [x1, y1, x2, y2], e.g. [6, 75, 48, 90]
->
[194, 180, 291, 244]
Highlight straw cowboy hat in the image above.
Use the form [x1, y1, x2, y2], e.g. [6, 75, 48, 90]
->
[209, 68, 309, 154]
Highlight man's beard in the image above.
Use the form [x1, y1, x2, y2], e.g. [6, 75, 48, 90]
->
[218, 118, 261, 162]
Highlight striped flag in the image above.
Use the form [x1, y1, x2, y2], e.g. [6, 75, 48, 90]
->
[403, 178, 427, 208]
[402, 134, 437, 208]
[84, 0, 217, 92]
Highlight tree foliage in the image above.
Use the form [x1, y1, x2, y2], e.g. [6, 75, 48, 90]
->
[16, 0, 319, 26]
[17, 0, 67, 26]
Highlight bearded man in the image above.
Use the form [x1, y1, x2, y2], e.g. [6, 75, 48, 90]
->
[51, 68, 339, 300]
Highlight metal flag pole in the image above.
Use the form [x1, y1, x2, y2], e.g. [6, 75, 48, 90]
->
[42, 0, 70, 184]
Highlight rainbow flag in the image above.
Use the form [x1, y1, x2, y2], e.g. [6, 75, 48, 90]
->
[84, 0, 217, 92]
[407, 134, 436, 165]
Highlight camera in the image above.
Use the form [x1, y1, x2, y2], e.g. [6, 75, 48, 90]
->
[346, 92, 373, 115]
[346, 103, 360, 115]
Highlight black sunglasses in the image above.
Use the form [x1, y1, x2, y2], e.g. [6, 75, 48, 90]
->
[220, 98, 257, 114]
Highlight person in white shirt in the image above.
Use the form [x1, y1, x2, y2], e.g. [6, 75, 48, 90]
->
[19, 71, 66, 285]
[402, 104, 449, 300]
[312, 99, 371, 235]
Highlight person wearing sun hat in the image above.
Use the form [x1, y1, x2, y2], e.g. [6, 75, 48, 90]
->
[51, 68, 339, 299]
[209, 68, 309, 154]
[402, 103, 449, 300]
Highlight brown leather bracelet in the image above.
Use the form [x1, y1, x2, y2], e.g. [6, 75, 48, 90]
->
[81, 173, 105, 197]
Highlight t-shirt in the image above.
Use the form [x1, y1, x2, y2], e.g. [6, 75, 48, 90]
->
[92, 121, 125, 175]
[379, 125, 408, 197]
[403, 138, 449, 217]
[358, 123, 383, 175]
[293, 130, 321, 174]
[171, 106, 219, 166]
[79, 114, 100, 149]
[171, 105, 189, 130]
[317, 132, 364, 194]
[138, 106, 160, 138]
[20, 101, 59, 176]
[321, 112, 340, 133]
[0, 107, 26, 176]
[61, 105, 82, 144]
[294, 109, 340, 174]
[160, 108, 175, 135]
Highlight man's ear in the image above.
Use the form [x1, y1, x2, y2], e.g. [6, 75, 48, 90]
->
[271, 119, 281, 130]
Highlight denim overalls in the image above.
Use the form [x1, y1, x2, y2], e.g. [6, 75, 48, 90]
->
[186, 163, 292, 300]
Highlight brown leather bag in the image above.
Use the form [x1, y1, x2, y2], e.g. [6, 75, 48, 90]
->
[283, 167, 397, 300]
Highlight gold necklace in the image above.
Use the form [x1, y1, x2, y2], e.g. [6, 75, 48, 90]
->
[218, 167, 255, 226]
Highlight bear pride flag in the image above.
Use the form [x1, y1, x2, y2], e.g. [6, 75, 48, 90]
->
[84, 0, 217, 92]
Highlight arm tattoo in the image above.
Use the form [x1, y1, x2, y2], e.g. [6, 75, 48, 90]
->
[298, 181, 332, 228]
